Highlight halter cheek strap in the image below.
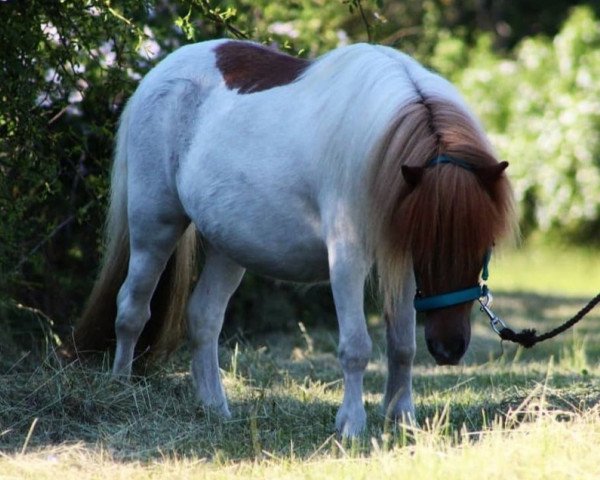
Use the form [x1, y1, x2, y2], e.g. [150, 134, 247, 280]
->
[413, 154, 491, 312]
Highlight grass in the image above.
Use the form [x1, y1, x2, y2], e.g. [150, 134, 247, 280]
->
[1, 242, 599, 478]
[492, 240, 600, 296]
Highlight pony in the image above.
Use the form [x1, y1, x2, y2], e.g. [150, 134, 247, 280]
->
[73, 39, 516, 436]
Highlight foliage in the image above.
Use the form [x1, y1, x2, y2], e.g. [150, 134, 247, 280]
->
[0, 1, 150, 333]
[0, 0, 378, 341]
[1, 4, 599, 469]
[432, 6, 600, 238]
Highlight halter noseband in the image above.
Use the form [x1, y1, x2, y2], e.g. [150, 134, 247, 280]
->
[414, 250, 491, 312]
[413, 154, 491, 312]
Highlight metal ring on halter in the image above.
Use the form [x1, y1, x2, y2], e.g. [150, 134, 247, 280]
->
[479, 290, 493, 308]
[478, 291, 508, 334]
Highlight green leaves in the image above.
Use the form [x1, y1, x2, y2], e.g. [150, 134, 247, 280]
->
[176, 8, 197, 41]
[0, 0, 149, 323]
[434, 7, 600, 239]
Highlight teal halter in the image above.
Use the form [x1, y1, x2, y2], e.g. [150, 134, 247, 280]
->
[413, 154, 490, 312]
[426, 153, 474, 170]
[414, 250, 491, 312]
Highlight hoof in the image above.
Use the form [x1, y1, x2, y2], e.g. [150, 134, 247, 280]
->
[199, 401, 232, 419]
[335, 407, 367, 437]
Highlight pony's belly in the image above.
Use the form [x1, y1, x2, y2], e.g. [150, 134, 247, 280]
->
[213, 235, 330, 282]
[201, 223, 330, 282]
[188, 193, 330, 282]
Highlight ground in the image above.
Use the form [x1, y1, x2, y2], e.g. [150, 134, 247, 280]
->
[1, 243, 599, 478]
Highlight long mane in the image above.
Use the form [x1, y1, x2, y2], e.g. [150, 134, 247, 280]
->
[368, 95, 517, 311]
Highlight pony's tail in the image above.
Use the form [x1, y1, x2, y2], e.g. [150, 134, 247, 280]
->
[72, 104, 197, 360]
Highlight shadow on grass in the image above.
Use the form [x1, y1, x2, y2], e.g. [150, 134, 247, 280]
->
[1, 289, 598, 461]
[3, 356, 598, 462]
[0, 359, 375, 461]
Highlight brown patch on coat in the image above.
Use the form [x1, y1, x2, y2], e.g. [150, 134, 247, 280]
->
[215, 41, 310, 94]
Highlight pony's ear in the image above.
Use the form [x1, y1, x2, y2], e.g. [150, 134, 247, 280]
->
[475, 161, 508, 188]
[402, 165, 425, 187]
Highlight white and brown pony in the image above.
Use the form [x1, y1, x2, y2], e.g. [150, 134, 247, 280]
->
[74, 40, 516, 436]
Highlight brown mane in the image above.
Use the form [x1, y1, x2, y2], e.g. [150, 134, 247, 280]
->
[368, 97, 517, 310]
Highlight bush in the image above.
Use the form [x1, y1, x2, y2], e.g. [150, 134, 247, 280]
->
[2, 1, 598, 354]
[432, 6, 600, 239]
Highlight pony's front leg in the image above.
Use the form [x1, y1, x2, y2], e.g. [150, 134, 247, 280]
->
[383, 271, 417, 424]
[187, 247, 245, 417]
[328, 242, 372, 437]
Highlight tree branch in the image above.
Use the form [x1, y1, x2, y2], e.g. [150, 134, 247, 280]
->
[14, 215, 75, 273]
[356, 0, 373, 43]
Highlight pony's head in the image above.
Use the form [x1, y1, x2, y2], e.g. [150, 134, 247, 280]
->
[369, 97, 517, 366]
[402, 159, 510, 364]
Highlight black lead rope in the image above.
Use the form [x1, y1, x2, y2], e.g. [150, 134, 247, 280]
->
[481, 291, 600, 348]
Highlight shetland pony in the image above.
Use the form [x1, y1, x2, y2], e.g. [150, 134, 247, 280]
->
[74, 40, 516, 436]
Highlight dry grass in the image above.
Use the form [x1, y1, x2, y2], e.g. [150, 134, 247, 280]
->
[1, 361, 599, 479]
[2, 244, 599, 478]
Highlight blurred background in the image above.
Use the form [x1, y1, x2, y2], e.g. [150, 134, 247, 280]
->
[1, 0, 599, 359]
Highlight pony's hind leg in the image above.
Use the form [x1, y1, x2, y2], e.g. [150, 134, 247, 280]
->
[112, 214, 188, 378]
[187, 246, 245, 417]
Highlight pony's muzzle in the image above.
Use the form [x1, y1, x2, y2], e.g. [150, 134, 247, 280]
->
[423, 302, 472, 366]
[426, 336, 467, 365]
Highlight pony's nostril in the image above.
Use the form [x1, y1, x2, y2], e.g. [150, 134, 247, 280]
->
[450, 339, 467, 358]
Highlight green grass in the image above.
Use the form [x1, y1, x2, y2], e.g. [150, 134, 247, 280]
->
[492, 240, 600, 296]
[1, 243, 599, 478]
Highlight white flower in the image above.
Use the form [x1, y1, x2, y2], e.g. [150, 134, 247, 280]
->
[268, 22, 299, 39]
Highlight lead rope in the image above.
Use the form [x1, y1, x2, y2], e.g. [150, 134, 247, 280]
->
[480, 291, 600, 348]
